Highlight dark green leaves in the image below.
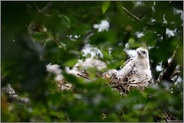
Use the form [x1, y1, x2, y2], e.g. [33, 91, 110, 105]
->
[1, 1, 183, 122]
[90, 30, 116, 47]
[59, 14, 71, 28]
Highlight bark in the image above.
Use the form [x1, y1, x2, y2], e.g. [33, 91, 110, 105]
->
[155, 46, 180, 84]
[2, 84, 30, 104]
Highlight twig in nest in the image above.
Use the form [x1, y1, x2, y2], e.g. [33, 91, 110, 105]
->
[77, 73, 90, 80]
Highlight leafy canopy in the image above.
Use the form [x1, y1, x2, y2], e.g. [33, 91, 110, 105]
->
[1, 1, 183, 122]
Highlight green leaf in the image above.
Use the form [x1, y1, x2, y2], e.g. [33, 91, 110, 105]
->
[59, 14, 70, 28]
[32, 32, 48, 42]
[102, 1, 110, 14]
[89, 30, 116, 46]
[64, 58, 78, 67]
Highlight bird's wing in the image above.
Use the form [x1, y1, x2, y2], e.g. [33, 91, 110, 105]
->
[120, 58, 133, 69]
[118, 58, 136, 78]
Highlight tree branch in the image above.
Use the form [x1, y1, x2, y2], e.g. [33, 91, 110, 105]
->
[121, 6, 143, 22]
[28, 2, 53, 35]
[37, 2, 53, 16]
[77, 73, 90, 80]
[155, 46, 180, 84]
[2, 84, 31, 104]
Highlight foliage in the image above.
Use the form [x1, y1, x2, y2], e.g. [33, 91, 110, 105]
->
[1, 1, 183, 122]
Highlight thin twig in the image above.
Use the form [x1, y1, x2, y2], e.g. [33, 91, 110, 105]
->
[37, 2, 53, 16]
[121, 6, 143, 22]
[77, 73, 90, 80]
[65, 111, 71, 122]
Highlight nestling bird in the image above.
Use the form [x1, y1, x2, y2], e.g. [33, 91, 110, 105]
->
[46, 47, 153, 94]
[109, 47, 153, 93]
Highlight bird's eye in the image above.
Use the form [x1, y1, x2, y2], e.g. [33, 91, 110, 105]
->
[142, 51, 146, 54]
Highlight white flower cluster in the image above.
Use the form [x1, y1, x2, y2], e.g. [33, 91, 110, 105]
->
[93, 20, 110, 32]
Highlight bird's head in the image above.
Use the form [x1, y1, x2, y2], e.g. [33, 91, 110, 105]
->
[136, 47, 149, 59]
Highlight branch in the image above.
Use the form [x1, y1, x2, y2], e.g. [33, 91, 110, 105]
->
[28, 2, 53, 35]
[121, 6, 143, 22]
[170, 65, 180, 82]
[37, 2, 53, 16]
[77, 73, 90, 80]
[64, 111, 71, 122]
[155, 46, 180, 84]
[2, 84, 31, 104]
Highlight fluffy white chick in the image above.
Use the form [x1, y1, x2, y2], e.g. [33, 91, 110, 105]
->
[118, 47, 152, 86]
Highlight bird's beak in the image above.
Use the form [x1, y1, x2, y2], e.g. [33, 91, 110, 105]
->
[137, 51, 141, 56]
